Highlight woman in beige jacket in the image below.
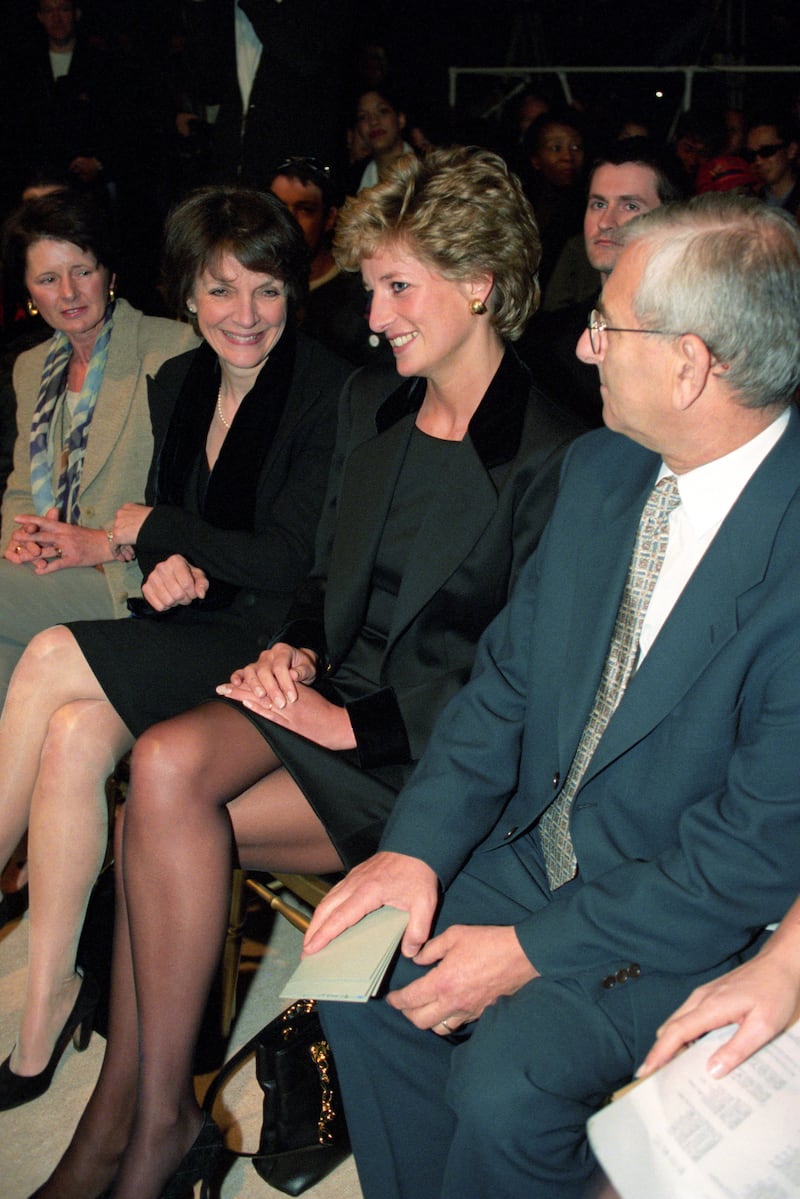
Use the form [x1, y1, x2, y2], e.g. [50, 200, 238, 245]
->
[0, 190, 197, 705]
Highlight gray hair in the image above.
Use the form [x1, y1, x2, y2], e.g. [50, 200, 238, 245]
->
[618, 194, 800, 410]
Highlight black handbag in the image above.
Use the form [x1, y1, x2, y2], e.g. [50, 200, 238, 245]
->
[203, 999, 350, 1197]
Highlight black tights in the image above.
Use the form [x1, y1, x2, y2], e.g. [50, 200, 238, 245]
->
[33, 700, 344, 1199]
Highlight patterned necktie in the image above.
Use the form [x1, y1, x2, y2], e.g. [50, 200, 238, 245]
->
[539, 474, 681, 889]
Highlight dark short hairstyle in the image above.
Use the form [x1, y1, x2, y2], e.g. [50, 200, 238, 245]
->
[354, 84, 407, 121]
[2, 190, 115, 295]
[268, 156, 339, 211]
[523, 108, 585, 158]
[589, 138, 686, 205]
[161, 186, 310, 321]
[745, 111, 799, 146]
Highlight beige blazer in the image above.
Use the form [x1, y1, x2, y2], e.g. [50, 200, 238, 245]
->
[1, 299, 198, 616]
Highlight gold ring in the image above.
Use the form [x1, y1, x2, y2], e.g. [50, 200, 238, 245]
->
[14, 545, 21, 554]
[54, 547, 63, 558]
[440, 1018, 452, 1031]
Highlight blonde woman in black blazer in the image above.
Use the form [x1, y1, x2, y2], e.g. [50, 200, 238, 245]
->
[35, 148, 582, 1199]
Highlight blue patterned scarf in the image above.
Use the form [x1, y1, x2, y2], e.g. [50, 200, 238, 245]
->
[29, 305, 114, 523]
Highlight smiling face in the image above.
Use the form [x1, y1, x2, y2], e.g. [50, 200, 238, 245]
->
[356, 91, 406, 159]
[361, 242, 489, 386]
[189, 251, 288, 375]
[584, 163, 662, 279]
[25, 237, 112, 347]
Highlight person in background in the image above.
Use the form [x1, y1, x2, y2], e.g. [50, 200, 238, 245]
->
[519, 139, 681, 426]
[639, 894, 800, 1080]
[269, 154, 392, 366]
[0, 190, 196, 708]
[521, 109, 587, 291]
[177, 0, 354, 190]
[29, 144, 581, 1199]
[355, 86, 414, 192]
[6, 0, 118, 200]
[0, 184, 346, 1110]
[744, 112, 800, 220]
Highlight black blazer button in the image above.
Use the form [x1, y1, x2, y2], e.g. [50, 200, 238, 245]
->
[552, 772, 560, 789]
[615, 968, 629, 984]
[628, 963, 641, 978]
[601, 975, 616, 989]
[503, 827, 518, 840]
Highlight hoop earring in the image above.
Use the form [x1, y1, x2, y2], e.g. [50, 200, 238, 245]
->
[26, 299, 38, 317]
[469, 298, 487, 316]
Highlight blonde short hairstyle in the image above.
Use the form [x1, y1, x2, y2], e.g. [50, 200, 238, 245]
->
[334, 146, 541, 340]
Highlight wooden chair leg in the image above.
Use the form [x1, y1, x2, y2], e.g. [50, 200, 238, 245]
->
[220, 868, 247, 1038]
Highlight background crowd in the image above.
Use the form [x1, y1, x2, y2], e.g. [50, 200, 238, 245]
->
[2, 0, 800, 349]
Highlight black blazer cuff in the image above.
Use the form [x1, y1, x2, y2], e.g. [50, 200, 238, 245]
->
[346, 688, 411, 769]
[269, 618, 329, 670]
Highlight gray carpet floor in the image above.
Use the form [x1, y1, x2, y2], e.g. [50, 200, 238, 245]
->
[0, 889, 362, 1199]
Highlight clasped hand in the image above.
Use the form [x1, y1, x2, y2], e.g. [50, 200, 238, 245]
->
[142, 554, 209, 611]
[216, 644, 357, 750]
[6, 508, 109, 571]
[304, 852, 538, 1035]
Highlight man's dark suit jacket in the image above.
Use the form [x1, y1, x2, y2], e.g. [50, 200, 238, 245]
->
[383, 410, 800, 1057]
[183, 0, 354, 187]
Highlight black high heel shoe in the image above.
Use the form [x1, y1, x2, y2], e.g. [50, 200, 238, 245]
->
[0, 969, 99, 1111]
[159, 1112, 226, 1199]
[0, 884, 29, 929]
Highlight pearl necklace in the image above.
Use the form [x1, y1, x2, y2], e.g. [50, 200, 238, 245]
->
[216, 387, 231, 430]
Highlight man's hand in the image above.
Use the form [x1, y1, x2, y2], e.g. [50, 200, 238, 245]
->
[389, 924, 538, 1035]
[216, 642, 318, 709]
[142, 554, 209, 611]
[304, 852, 439, 960]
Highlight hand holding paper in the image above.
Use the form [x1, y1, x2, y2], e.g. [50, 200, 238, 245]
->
[303, 851, 440, 959]
[282, 906, 409, 1002]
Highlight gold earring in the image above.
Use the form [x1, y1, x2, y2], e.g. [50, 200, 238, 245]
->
[27, 299, 38, 317]
[108, 287, 115, 303]
[469, 298, 487, 316]
[187, 304, 197, 315]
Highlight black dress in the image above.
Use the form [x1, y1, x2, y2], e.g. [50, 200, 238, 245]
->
[234, 428, 462, 869]
[67, 333, 344, 736]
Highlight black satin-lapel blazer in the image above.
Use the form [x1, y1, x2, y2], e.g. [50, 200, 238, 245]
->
[279, 350, 581, 760]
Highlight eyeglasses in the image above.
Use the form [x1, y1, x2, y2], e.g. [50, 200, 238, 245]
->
[587, 309, 679, 355]
[273, 156, 332, 183]
[742, 142, 786, 164]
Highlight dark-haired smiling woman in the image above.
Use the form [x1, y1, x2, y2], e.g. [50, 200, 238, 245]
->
[30, 147, 581, 1199]
[0, 185, 346, 1120]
